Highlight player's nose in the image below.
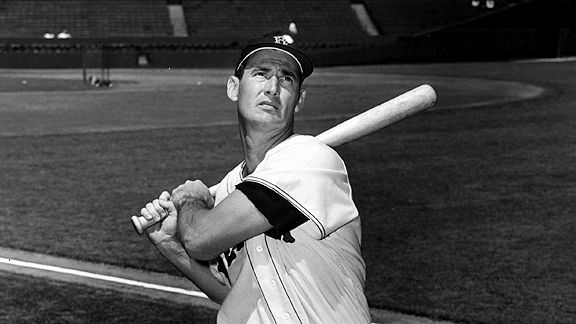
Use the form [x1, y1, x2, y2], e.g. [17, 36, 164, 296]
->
[264, 75, 280, 97]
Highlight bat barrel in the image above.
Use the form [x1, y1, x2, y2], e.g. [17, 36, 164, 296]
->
[315, 84, 437, 147]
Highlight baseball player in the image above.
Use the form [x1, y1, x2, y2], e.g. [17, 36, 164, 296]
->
[139, 35, 371, 323]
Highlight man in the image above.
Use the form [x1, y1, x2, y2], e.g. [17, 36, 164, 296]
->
[139, 35, 371, 323]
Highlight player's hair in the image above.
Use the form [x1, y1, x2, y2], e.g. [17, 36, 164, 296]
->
[234, 63, 245, 79]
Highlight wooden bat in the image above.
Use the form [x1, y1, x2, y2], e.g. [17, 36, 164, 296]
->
[131, 84, 437, 234]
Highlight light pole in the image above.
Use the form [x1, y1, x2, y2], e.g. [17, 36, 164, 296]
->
[471, 0, 495, 9]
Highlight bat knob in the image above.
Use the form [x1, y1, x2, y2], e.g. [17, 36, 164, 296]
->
[131, 215, 145, 235]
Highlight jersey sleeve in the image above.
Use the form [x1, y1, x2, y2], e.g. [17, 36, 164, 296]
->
[236, 181, 308, 240]
[242, 136, 358, 239]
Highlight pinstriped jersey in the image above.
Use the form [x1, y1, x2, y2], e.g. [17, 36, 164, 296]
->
[211, 134, 370, 324]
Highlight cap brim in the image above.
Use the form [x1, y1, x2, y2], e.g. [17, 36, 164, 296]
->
[236, 42, 313, 79]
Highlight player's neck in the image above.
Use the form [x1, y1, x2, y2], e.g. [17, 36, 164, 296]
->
[240, 125, 294, 176]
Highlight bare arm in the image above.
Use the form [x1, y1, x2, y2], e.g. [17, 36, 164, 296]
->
[173, 181, 273, 261]
[151, 236, 229, 303]
[140, 194, 230, 303]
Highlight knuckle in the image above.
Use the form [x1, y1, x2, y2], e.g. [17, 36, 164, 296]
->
[141, 209, 150, 219]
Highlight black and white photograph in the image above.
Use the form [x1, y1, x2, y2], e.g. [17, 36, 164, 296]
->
[0, 1, 574, 323]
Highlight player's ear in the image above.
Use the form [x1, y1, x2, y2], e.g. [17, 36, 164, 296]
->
[295, 88, 306, 113]
[227, 76, 240, 102]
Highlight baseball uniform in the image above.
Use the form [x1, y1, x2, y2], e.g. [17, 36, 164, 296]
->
[211, 134, 370, 323]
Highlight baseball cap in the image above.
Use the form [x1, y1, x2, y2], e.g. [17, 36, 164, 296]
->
[235, 35, 314, 79]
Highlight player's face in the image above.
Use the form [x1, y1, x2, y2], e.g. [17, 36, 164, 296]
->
[229, 50, 306, 130]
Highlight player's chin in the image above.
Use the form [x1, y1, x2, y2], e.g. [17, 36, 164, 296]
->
[253, 118, 292, 132]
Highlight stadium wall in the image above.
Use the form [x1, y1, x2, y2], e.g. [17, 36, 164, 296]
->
[0, 32, 570, 70]
[0, 37, 379, 69]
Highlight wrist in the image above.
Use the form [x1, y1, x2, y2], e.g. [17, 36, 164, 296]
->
[147, 232, 178, 246]
[179, 195, 210, 210]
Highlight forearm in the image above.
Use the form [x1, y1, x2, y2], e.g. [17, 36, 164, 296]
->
[152, 237, 229, 304]
[177, 198, 217, 260]
[176, 190, 273, 260]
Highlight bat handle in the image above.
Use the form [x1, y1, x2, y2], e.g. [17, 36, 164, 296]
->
[131, 184, 219, 235]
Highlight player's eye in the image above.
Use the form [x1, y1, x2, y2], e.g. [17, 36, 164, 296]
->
[251, 69, 268, 78]
[281, 76, 294, 83]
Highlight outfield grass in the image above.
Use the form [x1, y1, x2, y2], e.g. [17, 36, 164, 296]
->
[0, 62, 575, 323]
[0, 272, 217, 323]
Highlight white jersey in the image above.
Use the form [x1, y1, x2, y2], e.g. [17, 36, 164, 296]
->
[211, 134, 370, 324]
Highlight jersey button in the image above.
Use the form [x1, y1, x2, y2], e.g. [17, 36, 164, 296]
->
[256, 245, 263, 252]
[271, 280, 276, 287]
[284, 312, 291, 320]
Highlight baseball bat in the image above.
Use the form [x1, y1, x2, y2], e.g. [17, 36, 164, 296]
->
[132, 84, 437, 234]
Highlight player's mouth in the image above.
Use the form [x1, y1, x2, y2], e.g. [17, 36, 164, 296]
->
[258, 100, 279, 110]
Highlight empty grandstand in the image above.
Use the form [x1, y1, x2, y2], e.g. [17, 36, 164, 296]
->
[0, 0, 173, 38]
[0, 0, 572, 68]
[182, 0, 366, 42]
[363, 0, 526, 37]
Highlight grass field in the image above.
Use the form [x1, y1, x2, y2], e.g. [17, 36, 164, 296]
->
[0, 272, 218, 324]
[0, 61, 574, 323]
